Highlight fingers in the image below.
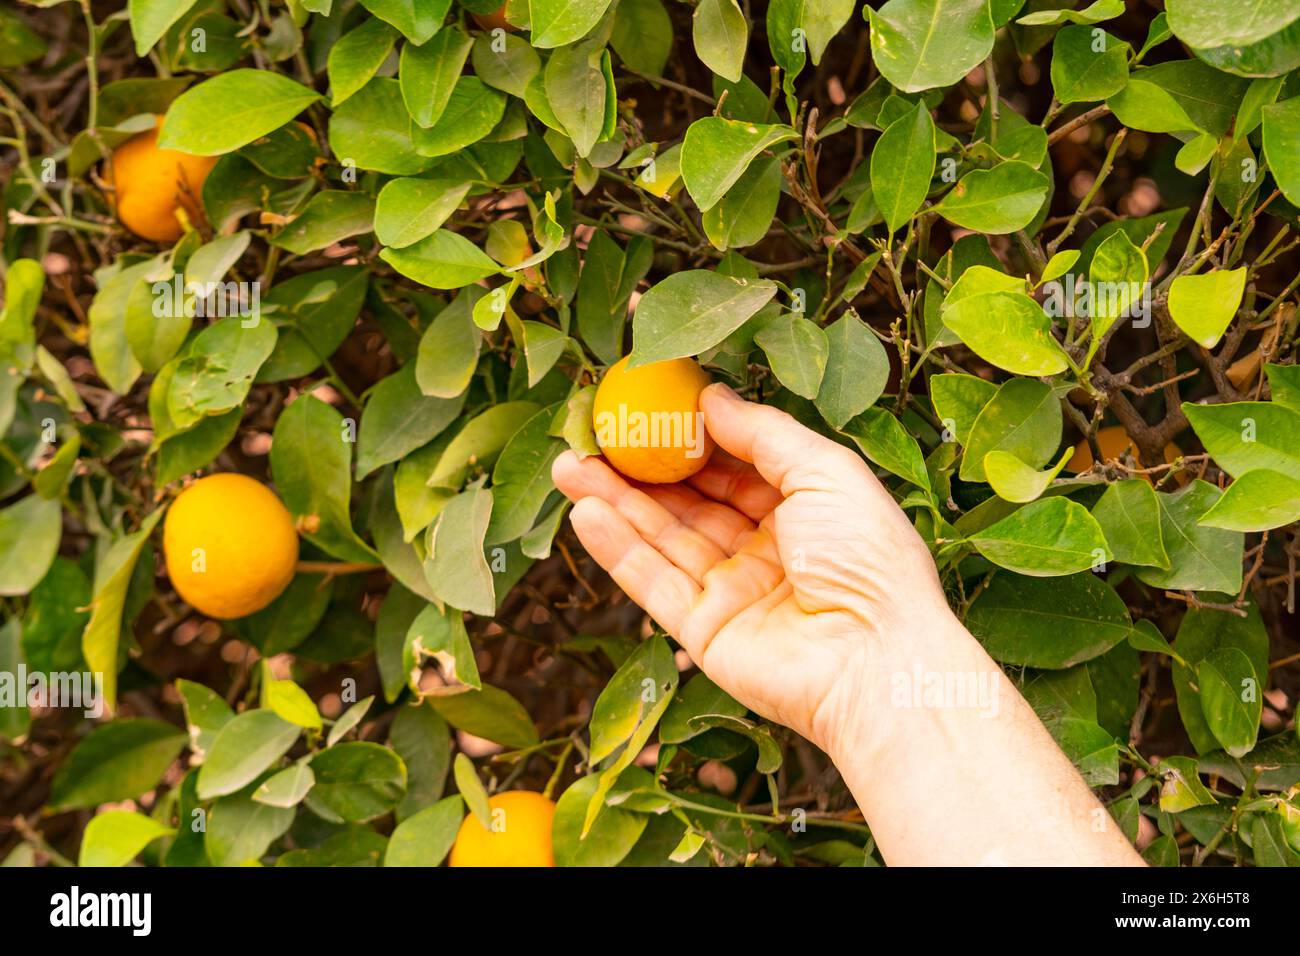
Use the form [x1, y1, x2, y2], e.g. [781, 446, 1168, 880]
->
[678, 534, 786, 665]
[640, 480, 758, 555]
[684, 449, 783, 521]
[568, 496, 699, 637]
[552, 451, 730, 583]
[699, 383, 876, 497]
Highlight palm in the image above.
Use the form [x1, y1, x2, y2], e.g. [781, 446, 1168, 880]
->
[553, 389, 944, 750]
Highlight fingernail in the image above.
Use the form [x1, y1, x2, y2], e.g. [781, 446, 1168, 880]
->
[706, 382, 741, 403]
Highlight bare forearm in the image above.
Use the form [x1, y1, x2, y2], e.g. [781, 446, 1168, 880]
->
[831, 610, 1145, 866]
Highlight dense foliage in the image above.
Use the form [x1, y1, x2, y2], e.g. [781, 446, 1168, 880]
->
[2, 0, 1300, 867]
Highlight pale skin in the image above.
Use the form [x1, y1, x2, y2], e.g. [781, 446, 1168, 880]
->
[553, 383, 1145, 867]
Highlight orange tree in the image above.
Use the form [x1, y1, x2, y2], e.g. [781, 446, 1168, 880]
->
[1, 0, 1299, 867]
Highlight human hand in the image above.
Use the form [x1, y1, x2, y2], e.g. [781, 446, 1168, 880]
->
[551, 382, 955, 757]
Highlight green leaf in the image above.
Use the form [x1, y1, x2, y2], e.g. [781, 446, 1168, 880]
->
[271, 393, 377, 563]
[754, 314, 829, 399]
[197, 709, 301, 800]
[960, 377, 1062, 483]
[693, 0, 747, 83]
[1157, 755, 1217, 813]
[424, 485, 495, 615]
[1107, 78, 1201, 134]
[472, 31, 541, 97]
[486, 407, 566, 544]
[1086, 230, 1148, 340]
[589, 634, 679, 763]
[1165, 0, 1300, 49]
[1134, 481, 1244, 594]
[842, 406, 932, 492]
[1263, 97, 1300, 206]
[1182, 400, 1300, 478]
[48, 719, 187, 810]
[271, 191, 375, 255]
[544, 40, 610, 158]
[815, 312, 890, 429]
[0, 494, 61, 596]
[82, 509, 164, 713]
[165, 318, 277, 429]
[530, 0, 615, 48]
[966, 571, 1135, 668]
[933, 161, 1050, 234]
[411, 76, 507, 157]
[266, 680, 322, 731]
[1172, 602, 1269, 755]
[329, 77, 432, 176]
[1198, 647, 1262, 758]
[660, 672, 747, 744]
[252, 762, 316, 808]
[384, 794, 464, 865]
[359, 0, 451, 43]
[984, 449, 1071, 503]
[129, 0, 201, 55]
[400, 26, 473, 128]
[870, 100, 936, 233]
[867, 0, 994, 93]
[258, 266, 368, 382]
[327, 696, 374, 748]
[702, 154, 782, 251]
[802, 0, 855, 64]
[680, 117, 797, 211]
[430, 401, 539, 486]
[610, 0, 673, 76]
[969, 497, 1111, 577]
[206, 790, 295, 865]
[381, 229, 500, 290]
[356, 363, 465, 479]
[407, 602, 480, 688]
[1018, 0, 1124, 26]
[554, 770, 649, 866]
[389, 700, 451, 818]
[1090, 478, 1170, 568]
[374, 179, 471, 250]
[1168, 269, 1247, 348]
[78, 811, 173, 867]
[942, 291, 1069, 376]
[415, 287, 484, 397]
[629, 270, 777, 365]
[158, 70, 321, 155]
[306, 742, 407, 823]
[931, 372, 997, 445]
[328, 17, 398, 107]
[428, 683, 539, 748]
[1198, 469, 1300, 531]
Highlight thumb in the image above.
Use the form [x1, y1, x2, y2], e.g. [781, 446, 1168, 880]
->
[699, 383, 876, 497]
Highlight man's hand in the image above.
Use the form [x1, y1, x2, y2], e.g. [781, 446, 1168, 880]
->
[552, 382, 952, 757]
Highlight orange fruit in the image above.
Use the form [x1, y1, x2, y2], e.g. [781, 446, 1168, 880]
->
[163, 474, 299, 619]
[107, 116, 217, 242]
[592, 356, 714, 484]
[471, 3, 515, 31]
[448, 791, 556, 867]
[1067, 425, 1180, 473]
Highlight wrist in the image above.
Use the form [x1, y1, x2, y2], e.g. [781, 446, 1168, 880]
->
[822, 603, 991, 773]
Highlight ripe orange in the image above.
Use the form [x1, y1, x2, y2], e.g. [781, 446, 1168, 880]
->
[447, 791, 556, 867]
[107, 116, 216, 243]
[592, 356, 714, 484]
[1066, 425, 1180, 473]
[163, 474, 299, 619]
